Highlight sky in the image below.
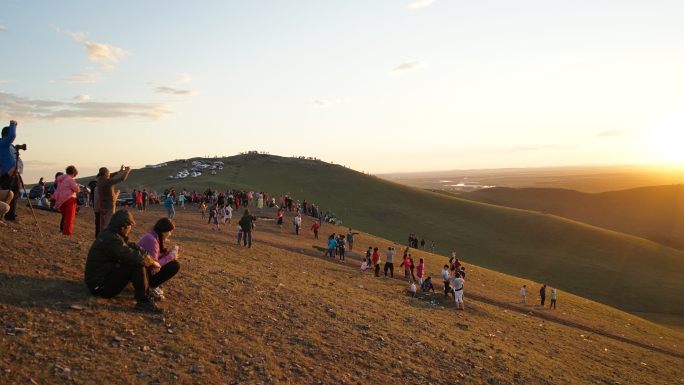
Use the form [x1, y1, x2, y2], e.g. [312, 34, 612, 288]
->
[1, 0, 684, 183]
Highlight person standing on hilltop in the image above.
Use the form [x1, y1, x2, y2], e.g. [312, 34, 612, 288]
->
[135, 190, 143, 212]
[549, 288, 557, 309]
[89, 180, 101, 237]
[293, 212, 301, 235]
[347, 228, 359, 251]
[365, 246, 372, 266]
[0, 121, 22, 221]
[338, 235, 347, 262]
[310, 221, 320, 239]
[520, 285, 527, 304]
[420, 238, 425, 250]
[384, 247, 396, 278]
[416, 258, 425, 286]
[442, 264, 451, 298]
[539, 284, 547, 306]
[97, 165, 131, 229]
[325, 233, 337, 258]
[54, 165, 80, 236]
[199, 201, 206, 221]
[276, 208, 283, 227]
[142, 189, 148, 212]
[400, 254, 411, 280]
[430, 241, 435, 253]
[373, 247, 381, 277]
[165, 194, 175, 219]
[238, 209, 257, 248]
[452, 271, 465, 310]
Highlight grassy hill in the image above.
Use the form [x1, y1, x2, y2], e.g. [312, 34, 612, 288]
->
[72, 154, 684, 323]
[1, 203, 683, 383]
[458, 186, 684, 251]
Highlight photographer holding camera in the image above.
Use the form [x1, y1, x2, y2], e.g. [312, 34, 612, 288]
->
[0, 120, 23, 221]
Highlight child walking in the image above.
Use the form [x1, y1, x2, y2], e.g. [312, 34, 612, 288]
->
[199, 201, 206, 221]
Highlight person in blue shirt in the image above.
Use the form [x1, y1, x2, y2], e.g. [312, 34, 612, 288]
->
[164, 194, 175, 219]
[0, 120, 22, 221]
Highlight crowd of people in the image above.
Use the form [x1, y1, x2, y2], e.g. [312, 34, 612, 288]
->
[1, 119, 560, 314]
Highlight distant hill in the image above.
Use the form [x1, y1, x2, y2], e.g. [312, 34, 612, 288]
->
[77, 154, 684, 317]
[459, 186, 684, 251]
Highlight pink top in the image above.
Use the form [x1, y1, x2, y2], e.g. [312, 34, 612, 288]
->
[416, 263, 425, 278]
[137, 229, 175, 267]
[54, 174, 79, 210]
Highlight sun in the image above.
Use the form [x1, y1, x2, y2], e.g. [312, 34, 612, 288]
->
[650, 126, 684, 163]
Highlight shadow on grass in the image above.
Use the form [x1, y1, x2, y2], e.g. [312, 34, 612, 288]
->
[0, 273, 131, 312]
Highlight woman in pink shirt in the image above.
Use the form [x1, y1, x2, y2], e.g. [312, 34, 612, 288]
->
[54, 165, 80, 236]
[416, 258, 425, 286]
[137, 217, 182, 300]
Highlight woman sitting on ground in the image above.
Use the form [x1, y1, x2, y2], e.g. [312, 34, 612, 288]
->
[137, 217, 182, 300]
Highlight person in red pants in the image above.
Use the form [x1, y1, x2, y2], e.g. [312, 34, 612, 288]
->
[55, 165, 80, 236]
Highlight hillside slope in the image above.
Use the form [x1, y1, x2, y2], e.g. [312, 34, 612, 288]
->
[459, 186, 684, 251]
[1, 204, 683, 383]
[77, 155, 684, 317]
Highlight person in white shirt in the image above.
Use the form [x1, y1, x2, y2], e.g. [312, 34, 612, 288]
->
[520, 285, 527, 304]
[441, 264, 451, 298]
[451, 271, 465, 310]
[223, 204, 233, 225]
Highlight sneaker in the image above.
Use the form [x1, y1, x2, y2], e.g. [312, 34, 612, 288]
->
[134, 300, 164, 313]
[147, 287, 164, 301]
[151, 287, 164, 296]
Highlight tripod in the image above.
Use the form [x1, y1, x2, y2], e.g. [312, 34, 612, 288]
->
[6, 148, 43, 236]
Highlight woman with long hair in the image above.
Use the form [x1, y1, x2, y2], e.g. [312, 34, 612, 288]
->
[137, 217, 182, 300]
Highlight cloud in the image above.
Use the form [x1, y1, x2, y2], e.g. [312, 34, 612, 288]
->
[0, 79, 10, 84]
[173, 74, 193, 84]
[73, 94, 91, 101]
[598, 129, 632, 137]
[0, 23, 8, 34]
[508, 144, 579, 151]
[0, 91, 175, 121]
[406, 0, 435, 9]
[51, 25, 129, 71]
[314, 99, 340, 107]
[154, 86, 198, 96]
[389, 60, 428, 74]
[83, 41, 129, 71]
[49, 72, 104, 83]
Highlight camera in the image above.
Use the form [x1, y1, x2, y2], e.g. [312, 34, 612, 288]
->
[15, 144, 27, 151]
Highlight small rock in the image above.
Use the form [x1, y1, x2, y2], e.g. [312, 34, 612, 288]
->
[113, 336, 122, 342]
[141, 346, 150, 352]
[54, 365, 71, 375]
[356, 370, 363, 376]
[167, 329, 173, 334]
[138, 372, 150, 378]
[70, 305, 85, 311]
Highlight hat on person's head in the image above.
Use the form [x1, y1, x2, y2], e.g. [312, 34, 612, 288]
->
[97, 167, 108, 177]
[109, 209, 136, 228]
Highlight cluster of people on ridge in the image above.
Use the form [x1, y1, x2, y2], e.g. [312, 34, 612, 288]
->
[520, 284, 558, 309]
[408, 233, 436, 253]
